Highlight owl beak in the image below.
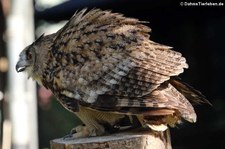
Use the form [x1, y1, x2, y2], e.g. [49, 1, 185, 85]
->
[16, 61, 26, 72]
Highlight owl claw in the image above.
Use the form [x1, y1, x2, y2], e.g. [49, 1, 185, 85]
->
[62, 128, 76, 140]
[63, 125, 98, 140]
[63, 134, 73, 140]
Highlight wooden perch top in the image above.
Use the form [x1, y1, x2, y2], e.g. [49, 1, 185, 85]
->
[50, 129, 171, 149]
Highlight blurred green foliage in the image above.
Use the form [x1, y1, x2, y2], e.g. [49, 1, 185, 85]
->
[38, 97, 81, 148]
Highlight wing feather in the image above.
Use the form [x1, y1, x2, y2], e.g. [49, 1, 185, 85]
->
[92, 83, 196, 122]
[49, 9, 191, 119]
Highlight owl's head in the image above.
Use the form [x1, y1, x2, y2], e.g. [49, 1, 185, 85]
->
[16, 34, 54, 82]
[16, 34, 44, 72]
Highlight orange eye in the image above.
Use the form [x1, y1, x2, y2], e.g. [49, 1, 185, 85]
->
[27, 52, 32, 60]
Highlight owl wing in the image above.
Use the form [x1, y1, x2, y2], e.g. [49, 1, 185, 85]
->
[50, 9, 194, 120]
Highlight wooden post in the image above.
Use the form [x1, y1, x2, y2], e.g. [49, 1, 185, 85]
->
[50, 129, 171, 149]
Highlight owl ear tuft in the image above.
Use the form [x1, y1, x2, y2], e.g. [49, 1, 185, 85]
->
[35, 33, 45, 43]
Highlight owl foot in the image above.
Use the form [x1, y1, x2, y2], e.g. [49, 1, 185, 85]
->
[63, 125, 99, 139]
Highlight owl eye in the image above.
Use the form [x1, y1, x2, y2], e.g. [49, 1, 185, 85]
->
[27, 52, 32, 60]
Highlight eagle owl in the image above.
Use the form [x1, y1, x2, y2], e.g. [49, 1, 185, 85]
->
[16, 9, 209, 138]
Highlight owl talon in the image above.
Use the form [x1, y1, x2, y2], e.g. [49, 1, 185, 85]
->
[63, 125, 98, 139]
[63, 133, 73, 140]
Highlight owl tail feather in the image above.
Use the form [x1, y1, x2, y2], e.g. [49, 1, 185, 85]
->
[169, 77, 212, 106]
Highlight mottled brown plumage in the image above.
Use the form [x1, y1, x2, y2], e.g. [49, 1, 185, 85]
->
[16, 9, 209, 138]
